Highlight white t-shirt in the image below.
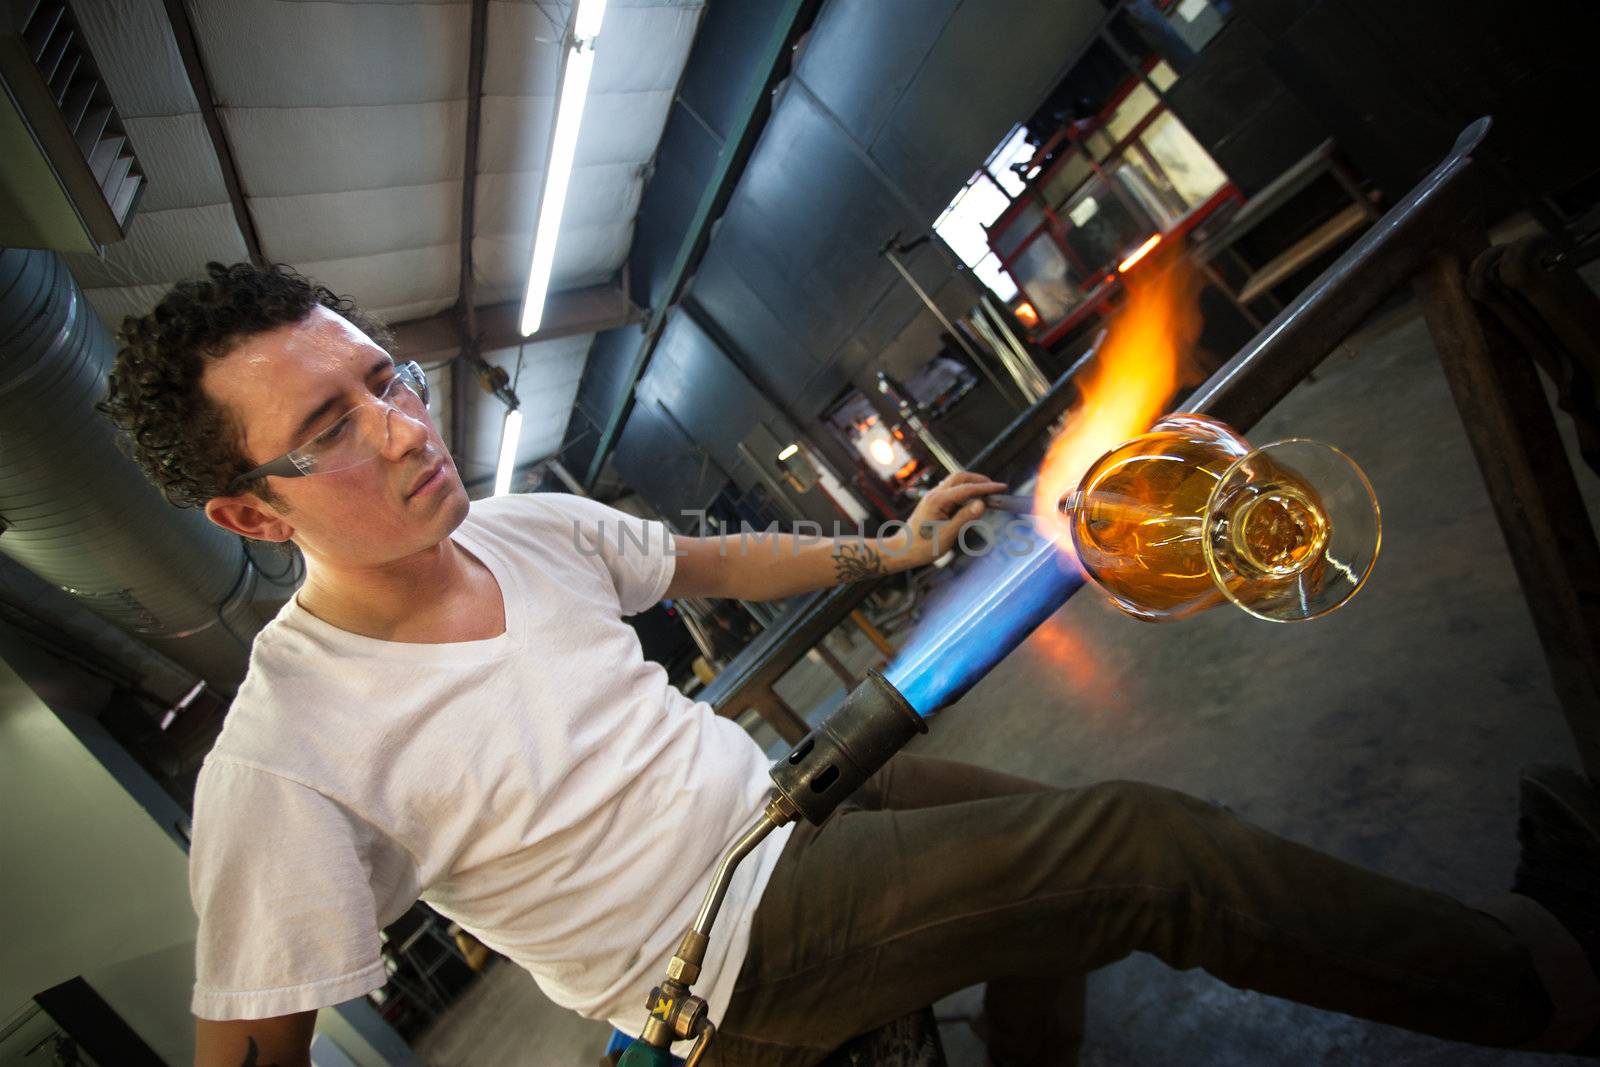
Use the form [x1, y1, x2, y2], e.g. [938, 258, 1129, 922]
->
[188, 493, 793, 1037]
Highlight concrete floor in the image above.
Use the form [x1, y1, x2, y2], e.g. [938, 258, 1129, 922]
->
[413, 291, 1597, 1065]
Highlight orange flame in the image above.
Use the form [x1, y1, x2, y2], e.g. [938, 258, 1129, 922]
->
[1033, 251, 1203, 553]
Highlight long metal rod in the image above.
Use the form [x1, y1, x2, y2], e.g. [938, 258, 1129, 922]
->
[881, 245, 1025, 409]
[908, 488, 1032, 514]
[966, 329, 1107, 472]
[979, 296, 1051, 399]
[874, 370, 965, 476]
[458, 0, 488, 343]
[969, 303, 1048, 402]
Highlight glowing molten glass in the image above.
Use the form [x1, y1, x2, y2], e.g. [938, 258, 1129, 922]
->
[1034, 254, 1202, 555]
[1064, 415, 1381, 624]
[870, 438, 896, 466]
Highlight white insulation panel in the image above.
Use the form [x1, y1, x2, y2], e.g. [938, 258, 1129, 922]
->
[220, 102, 469, 199]
[186, 1, 470, 108]
[70, 0, 199, 117]
[251, 182, 464, 265]
[120, 114, 230, 213]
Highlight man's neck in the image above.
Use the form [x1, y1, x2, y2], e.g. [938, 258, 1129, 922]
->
[295, 537, 505, 643]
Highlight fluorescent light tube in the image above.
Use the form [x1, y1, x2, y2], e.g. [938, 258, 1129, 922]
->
[574, 0, 607, 38]
[494, 407, 524, 496]
[519, 0, 609, 336]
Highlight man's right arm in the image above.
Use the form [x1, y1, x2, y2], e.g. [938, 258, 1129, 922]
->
[195, 1012, 316, 1067]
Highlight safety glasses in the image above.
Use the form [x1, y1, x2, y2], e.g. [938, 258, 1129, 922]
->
[227, 360, 431, 493]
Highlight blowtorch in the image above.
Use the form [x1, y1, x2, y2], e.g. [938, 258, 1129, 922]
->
[617, 669, 927, 1066]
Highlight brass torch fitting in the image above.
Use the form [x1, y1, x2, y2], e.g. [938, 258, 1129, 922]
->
[631, 800, 790, 1054]
[641, 981, 708, 1044]
[666, 929, 709, 985]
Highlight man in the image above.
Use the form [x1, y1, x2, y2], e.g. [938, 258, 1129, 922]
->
[102, 262, 1599, 1066]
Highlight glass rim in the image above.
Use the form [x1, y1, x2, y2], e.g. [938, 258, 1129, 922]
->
[1201, 437, 1382, 624]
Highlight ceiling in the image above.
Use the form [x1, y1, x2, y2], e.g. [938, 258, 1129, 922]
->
[56, 0, 703, 489]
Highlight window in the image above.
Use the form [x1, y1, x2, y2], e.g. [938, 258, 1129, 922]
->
[933, 125, 1035, 303]
[980, 56, 1232, 334]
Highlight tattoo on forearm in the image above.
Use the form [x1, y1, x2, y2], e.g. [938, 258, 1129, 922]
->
[241, 1037, 282, 1067]
[832, 540, 885, 583]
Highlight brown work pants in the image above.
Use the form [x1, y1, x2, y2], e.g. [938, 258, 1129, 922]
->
[709, 755, 1585, 1066]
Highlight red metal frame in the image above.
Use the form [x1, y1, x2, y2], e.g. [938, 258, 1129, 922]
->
[986, 52, 1243, 349]
[1033, 181, 1243, 348]
[999, 55, 1162, 228]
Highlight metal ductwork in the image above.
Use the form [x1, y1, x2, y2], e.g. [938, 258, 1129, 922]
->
[0, 247, 271, 691]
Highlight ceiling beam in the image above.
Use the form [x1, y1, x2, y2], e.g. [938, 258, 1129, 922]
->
[458, 0, 488, 339]
[160, 0, 266, 267]
[452, 0, 490, 459]
[388, 286, 645, 365]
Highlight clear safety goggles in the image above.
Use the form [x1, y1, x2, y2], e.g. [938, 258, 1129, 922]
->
[228, 360, 431, 492]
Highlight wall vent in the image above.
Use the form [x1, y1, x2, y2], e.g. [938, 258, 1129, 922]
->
[1, 0, 145, 251]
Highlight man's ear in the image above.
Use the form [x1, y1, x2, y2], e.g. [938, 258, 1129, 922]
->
[204, 494, 295, 543]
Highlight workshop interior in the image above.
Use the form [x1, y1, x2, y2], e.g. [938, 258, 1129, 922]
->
[3, 0, 1599, 1064]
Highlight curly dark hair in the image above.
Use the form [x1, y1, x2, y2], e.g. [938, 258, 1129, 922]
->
[98, 261, 392, 509]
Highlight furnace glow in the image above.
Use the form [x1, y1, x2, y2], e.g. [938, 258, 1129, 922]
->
[1033, 249, 1202, 555]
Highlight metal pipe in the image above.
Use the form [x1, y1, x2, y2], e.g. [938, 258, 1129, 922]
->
[691, 799, 787, 938]
[947, 315, 1024, 406]
[1183, 118, 1491, 427]
[967, 306, 1048, 404]
[909, 229, 1055, 407]
[978, 296, 1052, 400]
[546, 459, 587, 496]
[880, 243, 1025, 409]
[876, 371, 963, 475]
[628, 796, 794, 1059]
[908, 488, 1033, 514]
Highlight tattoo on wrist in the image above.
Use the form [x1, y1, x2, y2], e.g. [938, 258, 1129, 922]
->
[832, 540, 885, 583]
[242, 1037, 281, 1067]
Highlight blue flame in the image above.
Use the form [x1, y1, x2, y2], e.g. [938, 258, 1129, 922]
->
[885, 519, 1086, 716]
